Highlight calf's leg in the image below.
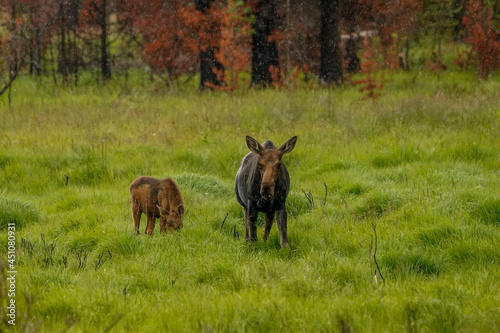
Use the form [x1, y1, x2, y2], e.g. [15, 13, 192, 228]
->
[132, 202, 141, 235]
[145, 215, 156, 237]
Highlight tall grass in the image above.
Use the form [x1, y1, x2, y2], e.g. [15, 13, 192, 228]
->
[0, 71, 499, 332]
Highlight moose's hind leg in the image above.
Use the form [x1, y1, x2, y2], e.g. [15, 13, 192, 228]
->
[243, 206, 258, 241]
[276, 208, 289, 248]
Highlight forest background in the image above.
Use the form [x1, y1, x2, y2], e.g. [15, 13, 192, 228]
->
[0, 0, 499, 94]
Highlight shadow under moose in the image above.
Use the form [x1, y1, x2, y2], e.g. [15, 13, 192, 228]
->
[129, 176, 185, 236]
[235, 135, 298, 248]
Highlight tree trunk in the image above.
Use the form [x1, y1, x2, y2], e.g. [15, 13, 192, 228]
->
[251, 0, 279, 87]
[68, 0, 81, 85]
[8, 1, 19, 105]
[403, 38, 410, 71]
[199, 48, 223, 88]
[30, 0, 60, 77]
[452, 0, 465, 41]
[345, 33, 360, 73]
[30, 0, 42, 76]
[319, 0, 342, 85]
[98, 0, 111, 81]
[32, 28, 42, 76]
[59, 1, 69, 85]
[196, 0, 223, 89]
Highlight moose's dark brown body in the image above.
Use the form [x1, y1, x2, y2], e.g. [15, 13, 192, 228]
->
[235, 136, 297, 247]
[129, 176, 184, 236]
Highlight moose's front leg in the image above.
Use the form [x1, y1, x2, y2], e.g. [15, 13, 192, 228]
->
[247, 205, 258, 241]
[263, 211, 274, 242]
[243, 207, 250, 240]
[276, 207, 289, 248]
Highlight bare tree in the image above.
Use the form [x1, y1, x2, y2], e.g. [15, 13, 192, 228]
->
[195, 0, 223, 89]
[251, 0, 280, 86]
[319, 0, 343, 84]
[91, 0, 111, 81]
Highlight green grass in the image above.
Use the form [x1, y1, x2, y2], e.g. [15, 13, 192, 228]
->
[1, 71, 500, 332]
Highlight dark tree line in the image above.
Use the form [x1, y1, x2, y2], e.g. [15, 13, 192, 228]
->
[2, 0, 347, 89]
[1, 0, 498, 96]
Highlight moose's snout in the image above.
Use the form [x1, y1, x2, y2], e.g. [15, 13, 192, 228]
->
[260, 183, 275, 198]
[260, 164, 279, 199]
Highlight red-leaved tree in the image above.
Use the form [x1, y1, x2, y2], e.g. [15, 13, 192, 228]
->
[185, 0, 253, 91]
[214, 0, 253, 90]
[124, 0, 198, 87]
[352, 36, 385, 99]
[462, 0, 500, 78]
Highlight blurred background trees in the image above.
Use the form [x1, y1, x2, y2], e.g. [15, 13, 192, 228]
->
[0, 0, 499, 92]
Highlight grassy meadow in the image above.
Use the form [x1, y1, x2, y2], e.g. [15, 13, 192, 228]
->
[1, 71, 500, 332]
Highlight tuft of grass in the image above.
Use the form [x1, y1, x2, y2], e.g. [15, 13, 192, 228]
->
[286, 191, 311, 217]
[382, 252, 440, 277]
[333, 261, 365, 288]
[416, 224, 461, 246]
[371, 148, 420, 168]
[0, 154, 14, 169]
[449, 240, 499, 266]
[175, 173, 232, 197]
[471, 198, 500, 225]
[355, 190, 404, 219]
[69, 158, 112, 186]
[99, 233, 147, 257]
[341, 182, 370, 196]
[0, 196, 42, 229]
[451, 141, 492, 162]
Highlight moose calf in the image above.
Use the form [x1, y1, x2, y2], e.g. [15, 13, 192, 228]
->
[129, 176, 184, 236]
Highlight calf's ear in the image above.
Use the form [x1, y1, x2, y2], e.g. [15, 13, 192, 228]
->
[176, 204, 184, 215]
[278, 136, 297, 155]
[246, 136, 264, 155]
[157, 205, 170, 216]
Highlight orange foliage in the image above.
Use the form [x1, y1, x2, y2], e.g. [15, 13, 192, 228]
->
[120, 0, 198, 79]
[210, 0, 253, 91]
[352, 37, 385, 99]
[462, 0, 500, 78]
[269, 65, 281, 87]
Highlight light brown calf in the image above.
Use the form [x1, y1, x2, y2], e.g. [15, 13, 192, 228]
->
[129, 176, 184, 236]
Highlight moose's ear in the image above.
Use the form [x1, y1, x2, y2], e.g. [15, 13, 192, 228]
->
[176, 204, 184, 215]
[246, 136, 264, 155]
[278, 136, 297, 155]
[157, 205, 170, 216]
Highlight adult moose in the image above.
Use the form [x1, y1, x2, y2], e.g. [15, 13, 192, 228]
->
[235, 136, 298, 248]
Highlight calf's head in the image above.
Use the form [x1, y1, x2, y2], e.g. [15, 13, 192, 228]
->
[156, 204, 184, 232]
[246, 135, 297, 199]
